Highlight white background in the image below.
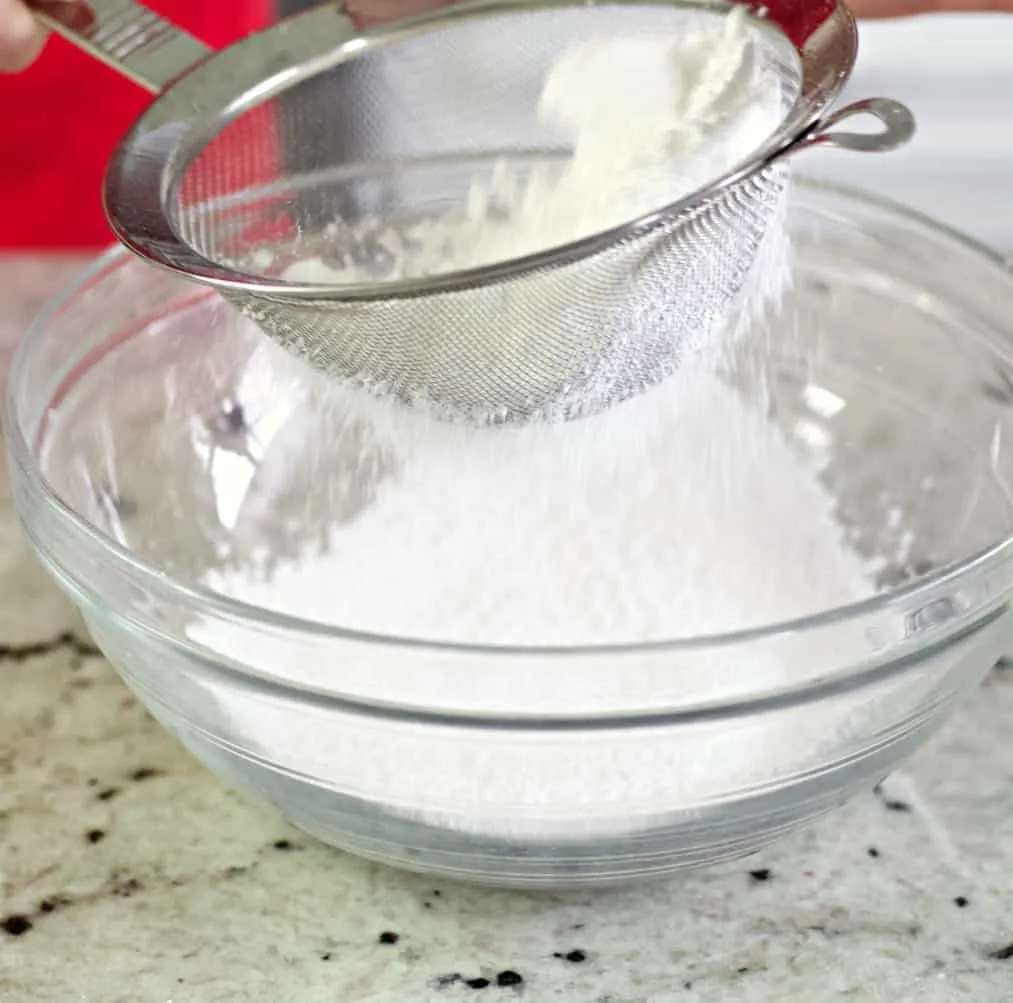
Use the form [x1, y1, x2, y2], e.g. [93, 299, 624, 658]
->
[805, 13, 1013, 252]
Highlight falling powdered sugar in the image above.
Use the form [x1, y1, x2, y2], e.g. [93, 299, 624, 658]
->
[185, 19, 879, 839]
[272, 11, 791, 426]
[198, 366, 874, 647]
[186, 348, 880, 839]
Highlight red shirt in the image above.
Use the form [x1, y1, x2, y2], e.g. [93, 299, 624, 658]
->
[0, 1, 272, 250]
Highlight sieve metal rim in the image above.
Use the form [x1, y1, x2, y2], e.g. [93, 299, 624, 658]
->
[98, 0, 872, 302]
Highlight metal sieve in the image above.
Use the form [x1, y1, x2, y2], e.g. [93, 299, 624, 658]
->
[34, 0, 914, 424]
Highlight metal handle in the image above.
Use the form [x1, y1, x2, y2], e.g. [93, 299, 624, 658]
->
[777, 98, 917, 160]
[29, 0, 211, 93]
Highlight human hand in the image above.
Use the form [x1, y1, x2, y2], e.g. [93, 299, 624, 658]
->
[0, 0, 94, 71]
[0, 0, 46, 70]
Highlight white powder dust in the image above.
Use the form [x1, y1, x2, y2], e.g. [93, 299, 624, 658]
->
[200, 368, 874, 646]
[188, 358, 880, 839]
[283, 8, 783, 284]
[185, 19, 879, 841]
[267, 12, 791, 427]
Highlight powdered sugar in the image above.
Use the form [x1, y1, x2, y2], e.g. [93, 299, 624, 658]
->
[284, 9, 782, 285]
[198, 365, 873, 646]
[183, 20, 879, 840]
[186, 354, 879, 838]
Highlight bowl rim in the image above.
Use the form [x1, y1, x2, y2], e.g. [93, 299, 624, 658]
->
[7, 177, 1013, 661]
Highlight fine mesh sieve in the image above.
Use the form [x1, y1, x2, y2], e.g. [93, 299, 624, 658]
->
[34, 0, 914, 424]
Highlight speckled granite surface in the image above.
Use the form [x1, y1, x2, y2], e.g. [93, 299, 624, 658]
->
[1, 256, 1012, 1003]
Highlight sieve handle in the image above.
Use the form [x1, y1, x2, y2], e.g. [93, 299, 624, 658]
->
[779, 98, 916, 158]
[29, 0, 211, 94]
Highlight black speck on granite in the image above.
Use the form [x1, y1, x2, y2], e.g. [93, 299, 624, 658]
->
[989, 942, 1013, 961]
[868, 847, 880, 858]
[553, 949, 586, 964]
[873, 786, 912, 813]
[96, 786, 120, 802]
[320, 953, 332, 962]
[272, 839, 293, 851]
[110, 877, 142, 898]
[378, 931, 400, 945]
[1, 915, 33, 937]
[35, 895, 71, 917]
[954, 896, 970, 908]
[465, 977, 491, 990]
[86, 828, 106, 844]
[129, 767, 162, 781]
[749, 868, 771, 882]
[496, 971, 523, 988]
[883, 798, 912, 813]
[0, 631, 99, 663]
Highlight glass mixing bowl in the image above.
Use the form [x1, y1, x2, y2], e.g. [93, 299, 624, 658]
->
[8, 180, 1013, 887]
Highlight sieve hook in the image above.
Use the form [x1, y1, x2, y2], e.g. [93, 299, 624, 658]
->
[780, 98, 916, 157]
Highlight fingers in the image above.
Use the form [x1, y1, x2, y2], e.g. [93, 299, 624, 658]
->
[0, 0, 45, 72]
[847, 0, 1013, 16]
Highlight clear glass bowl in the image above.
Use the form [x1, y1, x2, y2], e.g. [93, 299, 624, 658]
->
[8, 180, 1013, 887]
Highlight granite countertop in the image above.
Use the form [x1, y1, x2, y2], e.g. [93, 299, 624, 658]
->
[1, 256, 1012, 1003]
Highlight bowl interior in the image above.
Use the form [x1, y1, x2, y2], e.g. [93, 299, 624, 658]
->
[17, 182, 1013, 652]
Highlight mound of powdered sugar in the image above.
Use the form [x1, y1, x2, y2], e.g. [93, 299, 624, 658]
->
[184, 18, 879, 839]
[199, 365, 874, 646]
[187, 356, 879, 838]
